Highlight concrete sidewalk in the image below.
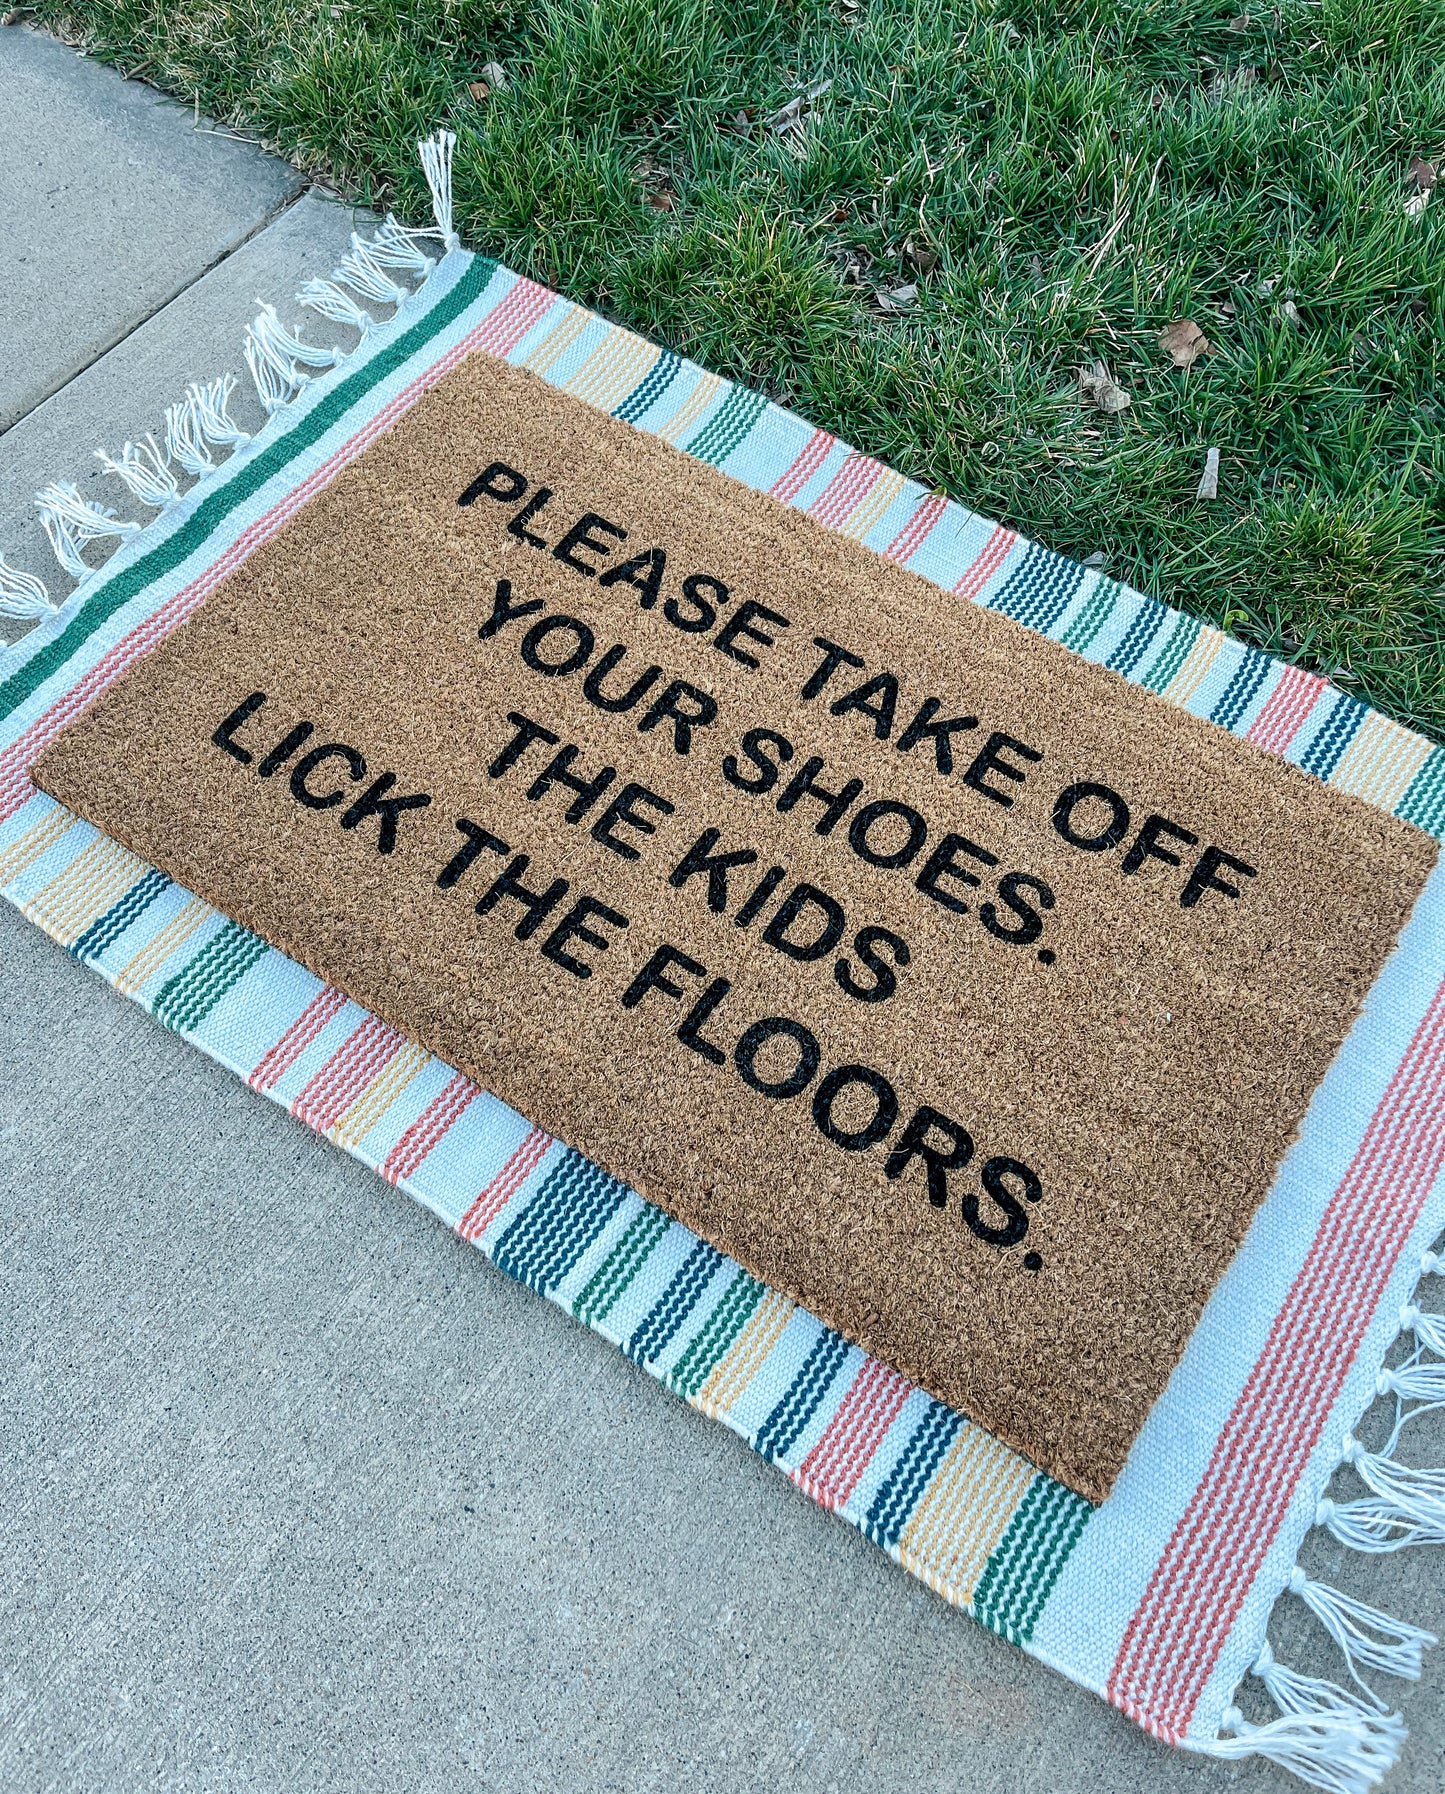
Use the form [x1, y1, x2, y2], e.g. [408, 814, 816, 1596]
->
[2, 23, 1441, 1794]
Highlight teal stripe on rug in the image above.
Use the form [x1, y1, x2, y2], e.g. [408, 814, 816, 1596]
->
[755, 1327, 849, 1465]
[686, 386, 768, 467]
[1058, 577, 1118, 654]
[668, 1269, 765, 1399]
[1140, 613, 1202, 695]
[0, 256, 498, 725]
[70, 866, 171, 963]
[864, 1401, 961, 1548]
[1398, 745, 1445, 834]
[972, 1474, 1092, 1645]
[626, 1239, 724, 1366]
[572, 1203, 671, 1328]
[152, 922, 269, 1033]
[492, 1147, 629, 1295]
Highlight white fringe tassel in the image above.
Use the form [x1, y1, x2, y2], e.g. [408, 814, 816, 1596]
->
[253, 301, 346, 375]
[1401, 1294, 1445, 1359]
[244, 301, 346, 415]
[35, 482, 140, 580]
[1289, 1567, 1435, 1692]
[1206, 1239, 1445, 1792]
[296, 277, 375, 338]
[330, 233, 409, 309]
[164, 393, 218, 477]
[418, 129, 458, 249]
[164, 376, 250, 476]
[1377, 1353, 1445, 1403]
[95, 434, 181, 510]
[1211, 1710, 1402, 1794]
[1212, 1643, 1407, 1794]
[189, 374, 251, 451]
[0, 556, 56, 619]
[243, 325, 297, 416]
[371, 216, 435, 277]
[1319, 1428, 1445, 1554]
[16, 134, 450, 599]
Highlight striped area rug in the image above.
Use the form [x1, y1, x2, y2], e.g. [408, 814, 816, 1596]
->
[3, 154, 1443, 1792]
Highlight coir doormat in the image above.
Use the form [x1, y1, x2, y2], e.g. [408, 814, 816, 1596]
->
[6, 137, 1445, 1792]
[28, 345, 1437, 1502]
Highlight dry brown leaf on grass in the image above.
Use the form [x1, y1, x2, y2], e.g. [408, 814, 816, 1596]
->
[1405, 157, 1435, 219]
[637, 154, 677, 212]
[872, 283, 918, 315]
[836, 245, 873, 285]
[1078, 361, 1132, 415]
[766, 78, 832, 137]
[1207, 63, 1258, 102]
[768, 95, 805, 134]
[1197, 447, 1221, 500]
[468, 81, 490, 102]
[904, 239, 940, 275]
[1159, 319, 1211, 368]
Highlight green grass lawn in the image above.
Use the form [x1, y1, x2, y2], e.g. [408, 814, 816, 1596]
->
[32, 0, 1445, 738]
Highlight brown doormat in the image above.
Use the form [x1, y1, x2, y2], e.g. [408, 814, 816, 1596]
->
[34, 352, 1437, 1501]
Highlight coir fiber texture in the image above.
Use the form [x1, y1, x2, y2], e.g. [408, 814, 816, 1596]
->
[31, 350, 1437, 1503]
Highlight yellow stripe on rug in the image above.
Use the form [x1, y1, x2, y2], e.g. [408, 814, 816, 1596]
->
[0, 801, 79, 888]
[332, 1042, 430, 1151]
[1331, 711, 1434, 812]
[113, 897, 213, 997]
[22, 833, 147, 945]
[898, 1424, 1036, 1603]
[696, 1288, 794, 1420]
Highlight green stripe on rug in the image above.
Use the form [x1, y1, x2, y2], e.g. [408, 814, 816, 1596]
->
[572, 1202, 671, 1327]
[669, 1268, 765, 1399]
[1140, 612, 1202, 695]
[1058, 576, 1118, 655]
[492, 1147, 629, 1295]
[1, 256, 498, 726]
[1398, 745, 1445, 834]
[152, 922, 269, 1033]
[685, 386, 768, 468]
[971, 1473, 1092, 1646]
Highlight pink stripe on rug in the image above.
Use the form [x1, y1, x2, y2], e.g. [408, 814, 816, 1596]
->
[248, 985, 348, 1093]
[883, 493, 948, 566]
[382, 1072, 479, 1186]
[769, 427, 835, 505]
[1108, 974, 1445, 1742]
[1245, 663, 1327, 757]
[292, 1015, 407, 1134]
[481, 276, 558, 356]
[952, 525, 1016, 603]
[457, 1124, 552, 1242]
[793, 1358, 912, 1510]
[808, 453, 883, 529]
